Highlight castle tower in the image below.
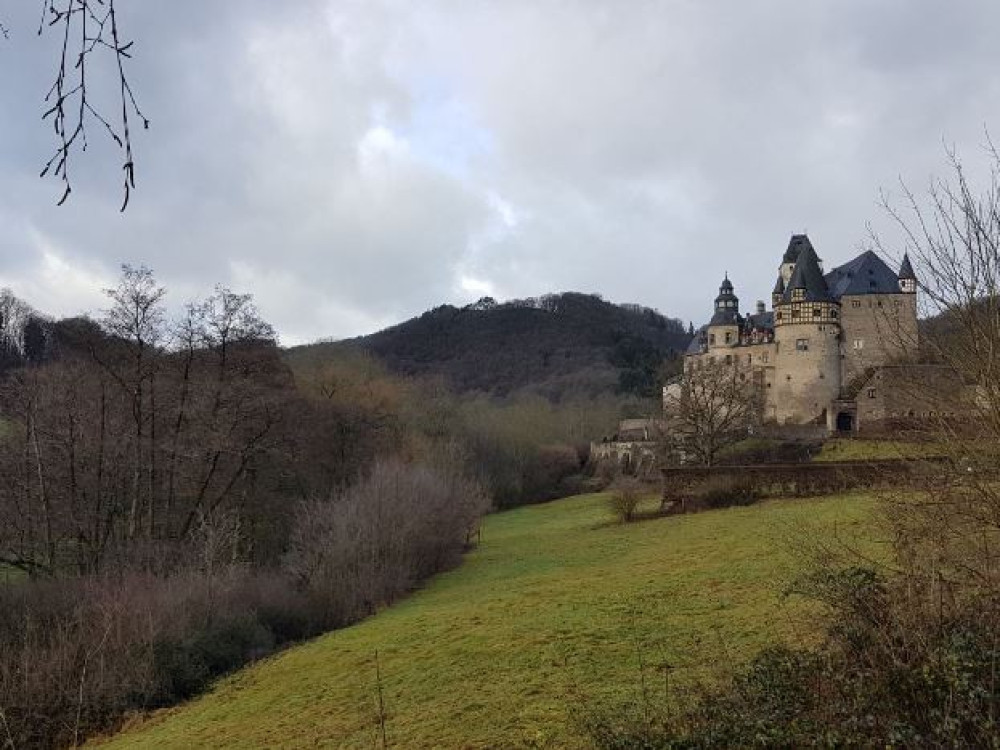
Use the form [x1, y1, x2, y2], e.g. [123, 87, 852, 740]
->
[898, 253, 917, 294]
[772, 238, 841, 423]
[706, 274, 741, 349]
[780, 234, 810, 285]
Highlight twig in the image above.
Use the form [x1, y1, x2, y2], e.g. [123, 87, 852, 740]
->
[37, 0, 148, 209]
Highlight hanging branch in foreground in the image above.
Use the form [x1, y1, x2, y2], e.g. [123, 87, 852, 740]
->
[38, 0, 148, 211]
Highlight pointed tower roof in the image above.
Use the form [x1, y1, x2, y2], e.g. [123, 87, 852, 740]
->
[783, 240, 833, 303]
[772, 274, 785, 295]
[898, 253, 916, 280]
[782, 234, 813, 264]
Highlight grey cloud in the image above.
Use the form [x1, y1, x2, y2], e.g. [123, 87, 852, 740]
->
[1, 1, 999, 341]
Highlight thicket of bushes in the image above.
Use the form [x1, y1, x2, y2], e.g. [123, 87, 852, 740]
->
[0, 458, 487, 749]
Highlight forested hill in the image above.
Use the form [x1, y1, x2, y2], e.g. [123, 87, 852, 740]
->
[287, 292, 691, 399]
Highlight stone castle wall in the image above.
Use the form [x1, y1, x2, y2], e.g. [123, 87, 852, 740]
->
[838, 293, 918, 386]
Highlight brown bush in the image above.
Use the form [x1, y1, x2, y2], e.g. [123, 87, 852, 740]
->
[687, 474, 762, 511]
[0, 568, 317, 750]
[607, 478, 643, 523]
[283, 458, 491, 626]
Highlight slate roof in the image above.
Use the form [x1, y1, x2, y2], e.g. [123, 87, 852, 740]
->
[745, 311, 774, 330]
[783, 240, 833, 302]
[782, 234, 812, 264]
[709, 308, 742, 326]
[824, 250, 903, 297]
[772, 274, 785, 295]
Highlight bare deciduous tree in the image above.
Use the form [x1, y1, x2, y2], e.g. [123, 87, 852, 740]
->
[874, 139, 1000, 441]
[661, 361, 763, 467]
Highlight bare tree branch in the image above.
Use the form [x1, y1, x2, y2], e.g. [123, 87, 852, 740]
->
[37, 0, 148, 210]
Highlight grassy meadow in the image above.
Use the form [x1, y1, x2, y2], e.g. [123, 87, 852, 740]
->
[101, 491, 876, 749]
[814, 437, 945, 462]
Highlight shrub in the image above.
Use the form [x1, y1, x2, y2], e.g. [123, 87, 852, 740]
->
[607, 478, 643, 523]
[283, 458, 492, 626]
[0, 569, 319, 749]
[688, 474, 762, 511]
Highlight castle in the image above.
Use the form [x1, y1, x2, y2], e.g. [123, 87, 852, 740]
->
[683, 234, 922, 432]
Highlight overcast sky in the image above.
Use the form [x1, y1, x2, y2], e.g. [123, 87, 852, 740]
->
[1, 1, 999, 344]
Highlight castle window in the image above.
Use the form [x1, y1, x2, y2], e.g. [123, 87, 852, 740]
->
[853, 339, 864, 350]
[867, 388, 876, 399]
[877, 300, 883, 307]
[725, 332, 733, 344]
[776, 312, 783, 321]
[813, 307, 822, 317]
[795, 338, 809, 351]
[852, 300, 861, 308]
[725, 355, 732, 365]
[761, 352, 768, 363]
[709, 334, 716, 345]
[791, 309, 800, 319]
[831, 309, 839, 319]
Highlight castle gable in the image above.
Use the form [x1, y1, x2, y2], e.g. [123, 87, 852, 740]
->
[824, 250, 902, 298]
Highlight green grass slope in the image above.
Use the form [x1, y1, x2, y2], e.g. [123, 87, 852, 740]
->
[102, 493, 873, 749]
[814, 438, 945, 462]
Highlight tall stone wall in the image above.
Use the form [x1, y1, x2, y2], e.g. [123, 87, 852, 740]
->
[855, 365, 970, 428]
[839, 293, 918, 386]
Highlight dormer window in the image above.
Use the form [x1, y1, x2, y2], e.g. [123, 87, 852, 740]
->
[792, 288, 805, 301]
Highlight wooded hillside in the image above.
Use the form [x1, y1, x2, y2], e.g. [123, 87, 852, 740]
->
[287, 292, 691, 400]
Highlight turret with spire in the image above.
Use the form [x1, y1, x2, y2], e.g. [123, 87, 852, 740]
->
[710, 273, 740, 325]
[898, 253, 916, 294]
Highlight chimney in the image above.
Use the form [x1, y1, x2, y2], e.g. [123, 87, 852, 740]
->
[756, 300, 766, 315]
